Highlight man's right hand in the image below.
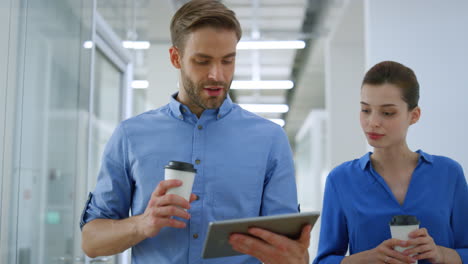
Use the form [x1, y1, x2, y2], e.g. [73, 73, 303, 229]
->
[81, 180, 197, 257]
[137, 179, 197, 238]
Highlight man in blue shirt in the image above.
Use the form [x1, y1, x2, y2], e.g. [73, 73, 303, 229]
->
[80, 1, 311, 263]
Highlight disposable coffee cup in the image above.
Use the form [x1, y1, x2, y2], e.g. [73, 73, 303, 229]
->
[390, 215, 420, 264]
[164, 161, 196, 202]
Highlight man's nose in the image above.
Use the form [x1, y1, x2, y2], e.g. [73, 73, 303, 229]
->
[207, 63, 223, 81]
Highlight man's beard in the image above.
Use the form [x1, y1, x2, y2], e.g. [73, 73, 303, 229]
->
[180, 70, 231, 110]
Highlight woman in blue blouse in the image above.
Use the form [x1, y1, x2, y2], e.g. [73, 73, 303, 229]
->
[314, 61, 468, 264]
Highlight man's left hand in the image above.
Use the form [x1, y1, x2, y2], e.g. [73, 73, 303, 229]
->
[228, 224, 312, 264]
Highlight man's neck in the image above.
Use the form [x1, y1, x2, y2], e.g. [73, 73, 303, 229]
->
[176, 94, 204, 118]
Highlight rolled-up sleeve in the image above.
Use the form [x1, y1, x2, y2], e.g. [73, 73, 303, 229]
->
[452, 163, 468, 262]
[80, 122, 133, 229]
[313, 172, 348, 264]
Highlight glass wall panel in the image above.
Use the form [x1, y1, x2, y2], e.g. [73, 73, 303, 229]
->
[19, 1, 83, 262]
[1, 0, 93, 263]
[0, 0, 11, 209]
[0, 1, 20, 263]
[89, 48, 123, 195]
[133, 88, 148, 116]
[1, 0, 132, 263]
[0, 2, 10, 152]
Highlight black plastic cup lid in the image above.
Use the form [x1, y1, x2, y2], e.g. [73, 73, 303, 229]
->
[165, 161, 197, 173]
[390, 215, 420, 226]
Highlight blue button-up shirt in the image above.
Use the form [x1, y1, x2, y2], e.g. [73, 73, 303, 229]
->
[313, 150, 468, 264]
[81, 94, 299, 264]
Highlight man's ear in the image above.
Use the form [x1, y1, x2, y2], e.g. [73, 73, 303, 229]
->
[169, 46, 181, 69]
[410, 106, 421, 125]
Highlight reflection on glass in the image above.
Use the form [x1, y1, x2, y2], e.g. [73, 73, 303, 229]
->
[0, 0, 93, 263]
[133, 88, 148, 115]
[89, 48, 123, 188]
[10, 0, 85, 263]
[2, 0, 126, 262]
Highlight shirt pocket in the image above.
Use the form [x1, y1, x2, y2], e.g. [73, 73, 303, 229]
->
[208, 164, 264, 220]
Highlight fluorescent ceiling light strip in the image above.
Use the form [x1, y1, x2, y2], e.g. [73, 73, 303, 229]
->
[231, 80, 294, 90]
[269, 119, 285, 127]
[122, 41, 151, 50]
[132, 80, 149, 89]
[239, 104, 289, 113]
[237, 40, 306, 50]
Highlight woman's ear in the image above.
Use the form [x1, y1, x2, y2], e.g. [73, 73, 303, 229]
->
[169, 46, 181, 69]
[410, 106, 421, 125]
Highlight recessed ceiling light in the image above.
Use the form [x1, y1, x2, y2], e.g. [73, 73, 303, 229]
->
[237, 40, 305, 50]
[122, 41, 151, 50]
[83, 41, 93, 49]
[132, 80, 149, 89]
[239, 104, 289, 113]
[231, 80, 294, 90]
[269, 119, 286, 127]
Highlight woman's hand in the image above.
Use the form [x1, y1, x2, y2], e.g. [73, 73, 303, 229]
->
[403, 228, 443, 263]
[342, 238, 416, 264]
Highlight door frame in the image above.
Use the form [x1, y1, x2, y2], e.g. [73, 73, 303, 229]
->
[84, 10, 133, 264]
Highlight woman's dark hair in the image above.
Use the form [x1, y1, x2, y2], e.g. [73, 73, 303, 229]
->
[362, 61, 419, 110]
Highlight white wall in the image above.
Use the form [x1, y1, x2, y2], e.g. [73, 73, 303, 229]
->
[294, 110, 328, 259]
[325, 0, 368, 169]
[298, 0, 369, 261]
[365, 0, 468, 173]
[146, 43, 179, 110]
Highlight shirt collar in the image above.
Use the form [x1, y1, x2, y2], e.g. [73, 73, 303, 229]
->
[359, 149, 433, 170]
[359, 152, 372, 170]
[415, 149, 434, 163]
[169, 93, 185, 120]
[217, 94, 234, 119]
[168, 92, 234, 120]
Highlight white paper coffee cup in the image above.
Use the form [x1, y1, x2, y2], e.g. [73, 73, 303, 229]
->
[389, 215, 420, 264]
[164, 161, 196, 202]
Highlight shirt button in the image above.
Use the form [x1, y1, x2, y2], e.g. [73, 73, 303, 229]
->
[178, 115, 183, 120]
[217, 114, 221, 119]
[195, 159, 201, 165]
[193, 233, 199, 239]
[198, 125, 203, 130]
[182, 108, 186, 112]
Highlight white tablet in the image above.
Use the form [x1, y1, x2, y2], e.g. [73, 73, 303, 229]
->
[201, 211, 320, 259]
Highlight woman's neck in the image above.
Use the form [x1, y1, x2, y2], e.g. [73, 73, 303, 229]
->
[371, 143, 418, 173]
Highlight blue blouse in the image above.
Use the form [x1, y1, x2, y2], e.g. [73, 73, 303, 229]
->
[314, 150, 468, 264]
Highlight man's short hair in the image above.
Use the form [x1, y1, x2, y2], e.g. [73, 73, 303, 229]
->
[170, 0, 242, 52]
